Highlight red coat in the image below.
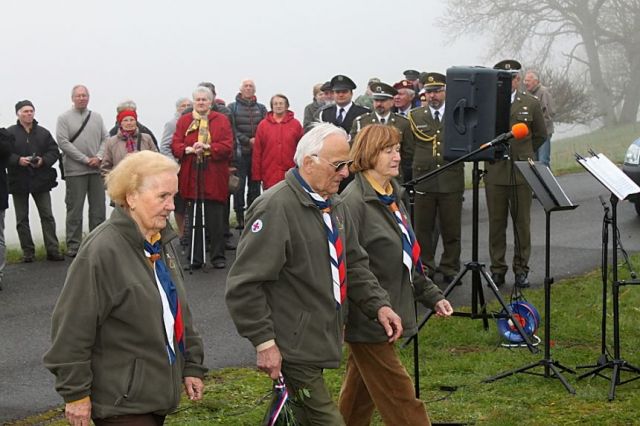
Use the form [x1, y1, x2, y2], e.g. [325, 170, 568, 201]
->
[252, 111, 303, 189]
[172, 111, 233, 202]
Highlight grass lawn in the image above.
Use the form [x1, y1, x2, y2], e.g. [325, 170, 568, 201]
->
[20, 256, 640, 425]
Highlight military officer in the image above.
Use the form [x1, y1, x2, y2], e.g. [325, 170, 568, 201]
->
[350, 82, 415, 182]
[393, 79, 418, 115]
[485, 60, 547, 288]
[407, 72, 464, 284]
[317, 74, 369, 134]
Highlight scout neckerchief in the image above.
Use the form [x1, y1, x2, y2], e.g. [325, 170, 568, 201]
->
[365, 171, 423, 282]
[144, 233, 185, 363]
[186, 110, 211, 146]
[293, 168, 346, 308]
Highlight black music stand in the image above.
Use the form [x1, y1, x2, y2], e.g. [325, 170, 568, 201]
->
[574, 153, 640, 400]
[484, 160, 577, 392]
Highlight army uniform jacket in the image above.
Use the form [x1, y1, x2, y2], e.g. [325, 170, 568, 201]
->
[350, 112, 415, 182]
[342, 173, 444, 343]
[484, 91, 548, 186]
[408, 106, 464, 193]
[225, 170, 391, 368]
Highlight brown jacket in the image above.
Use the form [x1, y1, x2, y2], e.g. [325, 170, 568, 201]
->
[101, 131, 157, 178]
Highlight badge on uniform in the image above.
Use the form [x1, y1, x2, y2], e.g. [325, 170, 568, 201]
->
[251, 219, 263, 233]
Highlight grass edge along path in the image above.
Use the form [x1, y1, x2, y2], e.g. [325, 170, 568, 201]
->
[12, 255, 640, 425]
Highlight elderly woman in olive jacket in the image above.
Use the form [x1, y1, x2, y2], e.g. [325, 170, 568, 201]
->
[339, 124, 453, 426]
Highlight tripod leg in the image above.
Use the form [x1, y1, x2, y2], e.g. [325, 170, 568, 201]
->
[483, 361, 540, 382]
[609, 363, 620, 401]
[548, 363, 576, 394]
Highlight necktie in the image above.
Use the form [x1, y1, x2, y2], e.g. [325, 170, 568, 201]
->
[377, 193, 423, 281]
[293, 169, 346, 308]
[144, 240, 185, 363]
[400, 111, 406, 117]
[380, 117, 386, 124]
[336, 108, 345, 125]
[434, 110, 440, 124]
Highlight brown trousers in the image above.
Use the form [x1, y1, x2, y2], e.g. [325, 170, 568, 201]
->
[338, 342, 431, 426]
[93, 414, 165, 426]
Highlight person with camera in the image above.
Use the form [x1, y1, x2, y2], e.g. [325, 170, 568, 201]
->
[6, 100, 64, 262]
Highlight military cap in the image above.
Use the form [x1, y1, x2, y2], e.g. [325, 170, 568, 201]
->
[493, 59, 522, 72]
[419, 92, 428, 102]
[370, 82, 397, 100]
[367, 77, 381, 86]
[320, 81, 333, 92]
[393, 79, 414, 91]
[423, 72, 446, 92]
[330, 75, 357, 91]
[403, 69, 420, 81]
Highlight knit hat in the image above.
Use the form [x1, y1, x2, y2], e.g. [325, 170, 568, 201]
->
[15, 100, 34, 113]
[117, 109, 137, 123]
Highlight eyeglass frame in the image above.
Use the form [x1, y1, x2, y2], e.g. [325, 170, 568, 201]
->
[311, 154, 354, 172]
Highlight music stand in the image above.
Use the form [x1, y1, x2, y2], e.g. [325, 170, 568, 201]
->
[574, 153, 640, 400]
[484, 160, 577, 393]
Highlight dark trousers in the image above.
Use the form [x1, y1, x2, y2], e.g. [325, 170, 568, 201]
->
[485, 183, 532, 275]
[12, 192, 60, 256]
[187, 199, 225, 265]
[93, 414, 165, 426]
[233, 154, 260, 213]
[65, 174, 106, 253]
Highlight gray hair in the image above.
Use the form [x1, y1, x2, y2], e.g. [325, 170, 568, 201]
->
[525, 70, 540, 81]
[71, 84, 89, 97]
[398, 88, 415, 98]
[293, 123, 348, 167]
[192, 86, 214, 101]
[116, 99, 137, 113]
[175, 97, 191, 109]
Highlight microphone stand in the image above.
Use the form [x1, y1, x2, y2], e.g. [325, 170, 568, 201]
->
[402, 131, 538, 396]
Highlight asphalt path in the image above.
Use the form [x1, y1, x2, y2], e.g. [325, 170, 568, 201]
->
[1, 171, 639, 422]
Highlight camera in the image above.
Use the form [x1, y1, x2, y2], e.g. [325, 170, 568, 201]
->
[27, 156, 40, 166]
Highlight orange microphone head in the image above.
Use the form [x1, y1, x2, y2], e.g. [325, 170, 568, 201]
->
[511, 123, 529, 140]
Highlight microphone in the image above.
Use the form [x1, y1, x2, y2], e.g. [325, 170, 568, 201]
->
[479, 123, 529, 149]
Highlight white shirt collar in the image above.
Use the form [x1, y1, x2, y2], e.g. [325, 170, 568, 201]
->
[375, 112, 391, 122]
[429, 104, 445, 118]
[336, 102, 353, 116]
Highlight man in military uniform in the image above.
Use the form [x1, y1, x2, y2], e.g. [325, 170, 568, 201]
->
[350, 82, 414, 182]
[317, 75, 369, 134]
[408, 73, 464, 284]
[485, 60, 547, 288]
[393, 79, 417, 116]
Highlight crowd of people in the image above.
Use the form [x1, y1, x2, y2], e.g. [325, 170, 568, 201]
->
[0, 60, 555, 424]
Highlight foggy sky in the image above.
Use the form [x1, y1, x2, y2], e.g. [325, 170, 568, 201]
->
[1, 0, 485, 135]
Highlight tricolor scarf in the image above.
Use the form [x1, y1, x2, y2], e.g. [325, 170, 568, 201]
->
[119, 128, 137, 153]
[365, 173, 423, 281]
[144, 234, 185, 364]
[186, 110, 211, 147]
[293, 168, 346, 308]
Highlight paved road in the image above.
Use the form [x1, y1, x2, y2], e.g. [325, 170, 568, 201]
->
[1, 172, 639, 422]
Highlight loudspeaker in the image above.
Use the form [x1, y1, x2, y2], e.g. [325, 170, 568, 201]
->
[443, 66, 512, 161]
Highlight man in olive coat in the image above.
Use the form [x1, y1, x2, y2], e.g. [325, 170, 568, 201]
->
[225, 123, 402, 425]
[407, 73, 464, 284]
[350, 82, 415, 182]
[484, 60, 547, 288]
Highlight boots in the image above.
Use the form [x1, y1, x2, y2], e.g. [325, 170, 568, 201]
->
[235, 209, 245, 230]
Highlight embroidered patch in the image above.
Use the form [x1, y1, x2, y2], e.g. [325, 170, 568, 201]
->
[251, 219, 263, 233]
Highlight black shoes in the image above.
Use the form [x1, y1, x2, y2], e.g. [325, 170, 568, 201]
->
[22, 254, 34, 263]
[47, 253, 65, 261]
[66, 251, 77, 258]
[515, 272, 530, 288]
[212, 259, 226, 269]
[491, 272, 505, 287]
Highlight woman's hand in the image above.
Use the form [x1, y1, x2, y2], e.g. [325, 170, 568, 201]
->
[434, 299, 454, 317]
[65, 398, 91, 426]
[184, 376, 204, 401]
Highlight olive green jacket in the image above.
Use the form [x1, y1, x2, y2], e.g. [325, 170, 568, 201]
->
[225, 170, 391, 368]
[44, 207, 206, 418]
[484, 91, 548, 186]
[350, 111, 415, 182]
[407, 106, 464, 193]
[342, 173, 444, 342]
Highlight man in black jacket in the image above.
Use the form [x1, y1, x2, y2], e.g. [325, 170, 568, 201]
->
[7, 100, 64, 262]
[317, 74, 369, 134]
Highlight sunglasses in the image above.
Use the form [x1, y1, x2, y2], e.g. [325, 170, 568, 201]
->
[312, 155, 353, 172]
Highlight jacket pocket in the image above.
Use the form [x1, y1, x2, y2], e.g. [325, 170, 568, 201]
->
[114, 358, 145, 406]
[291, 311, 311, 351]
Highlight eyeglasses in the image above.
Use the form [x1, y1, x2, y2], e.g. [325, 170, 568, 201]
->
[312, 155, 353, 172]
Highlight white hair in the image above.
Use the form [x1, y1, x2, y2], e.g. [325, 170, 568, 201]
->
[192, 86, 213, 102]
[175, 97, 191, 109]
[116, 99, 137, 113]
[293, 123, 347, 167]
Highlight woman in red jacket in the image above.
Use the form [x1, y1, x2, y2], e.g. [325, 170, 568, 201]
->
[172, 86, 233, 269]
[251, 94, 303, 190]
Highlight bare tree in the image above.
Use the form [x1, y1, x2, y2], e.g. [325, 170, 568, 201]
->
[441, 0, 640, 126]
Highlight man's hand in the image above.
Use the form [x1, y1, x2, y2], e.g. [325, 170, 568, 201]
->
[65, 398, 91, 426]
[18, 157, 31, 167]
[434, 299, 454, 317]
[257, 344, 282, 380]
[183, 376, 204, 401]
[87, 157, 101, 168]
[377, 306, 403, 343]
